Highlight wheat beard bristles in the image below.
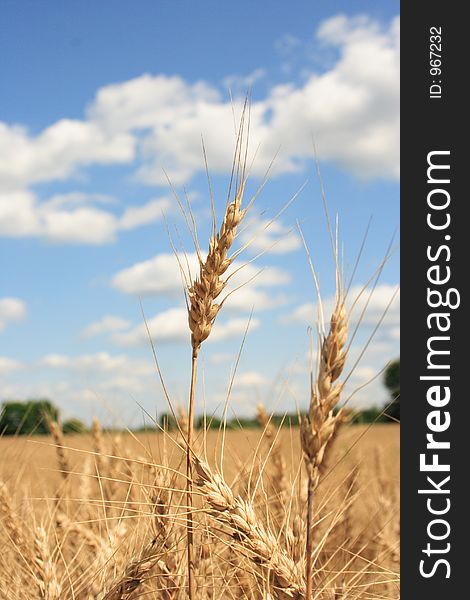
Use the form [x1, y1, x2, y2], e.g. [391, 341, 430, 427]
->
[101, 536, 164, 600]
[188, 190, 246, 351]
[193, 457, 305, 600]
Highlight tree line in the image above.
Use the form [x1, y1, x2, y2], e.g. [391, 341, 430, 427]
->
[0, 360, 399, 436]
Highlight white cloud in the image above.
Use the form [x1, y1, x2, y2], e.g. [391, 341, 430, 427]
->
[111, 252, 291, 308]
[0, 357, 23, 374]
[112, 307, 188, 346]
[275, 33, 302, 56]
[208, 352, 236, 365]
[39, 352, 152, 375]
[0, 189, 171, 244]
[112, 253, 195, 296]
[112, 306, 260, 347]
[211, 316, 260, 342]
[240, 215, 301, 255]
[221, 286, 287, 312]
[81, 315, 131, 338]
[0, 14, 399, 244]
[44, 192, 116, 210]
[0, 297, 27, 332]
[0, 119, 134, 190]
[119, 197, 172, 230]
[0, 190, 40, 236]
[282, 284, 399, 331]
[44, 206, 119, 244]
[87, 15, 398, 184]
[235, 371, 269, 387]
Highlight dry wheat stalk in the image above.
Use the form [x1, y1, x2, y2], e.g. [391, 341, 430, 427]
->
[317, 410, 351, 477]
[150, 472, 182, 599]
[48, 420, 70, 480]
[56, 512, 100, 551]
[0, 480, 29, 554]
[286, 514, 303, 564]
[101, 535, 165, 600]
[183, 109, 252, 600]
[34, 526, 62, 600]
[256, 403, 288, 527]
[92, 417, 106, 476]
[300, 288, 348, 600]
[196, 532, 214, 599]
[374, 449, 399, 566]
[193, 456, 305, 599]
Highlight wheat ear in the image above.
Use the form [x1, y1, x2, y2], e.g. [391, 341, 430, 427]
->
[194, 456, 305, 599]
[183, 112, 250, 600]
[48, 420, 70, 480]
[34, 526, 62, 599]
[0, 480, 29, 554]
[101, 535, 164, 600]
[256, 403, 288, 526]
[300, 290, 348, 600]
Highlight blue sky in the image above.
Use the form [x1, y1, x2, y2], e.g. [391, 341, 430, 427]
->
[0, 1, 399, 426]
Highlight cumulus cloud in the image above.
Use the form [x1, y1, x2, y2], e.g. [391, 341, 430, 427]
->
[112, 253, 196, 296]
[119, 197, 172, 230]
[0, 190, 171, 244]
[87, 14, 399, 184]
[0, 14, 399, 243]
[0, 356, 23, 373]
[240, 215, 301, 255]
[0, 297, 27, 332]
[208, 352, 236, 365]
[234, 371, 269, 387]
[39, 352, 152, 375]
[112, 306, 259, 347]
[111, 251, 291, 310]
[0, 120, 134, 191]
[81, 315, 131, 338]
[282, 284, 399, 331]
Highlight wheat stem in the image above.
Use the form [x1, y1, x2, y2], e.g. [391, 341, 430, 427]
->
[186, 346, 199, 600]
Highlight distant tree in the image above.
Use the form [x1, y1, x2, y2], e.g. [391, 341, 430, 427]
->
[159, 412, 178, 432]
[351, 407, 388, 424]
[0, 399, 59, 435]
[383, 359, 400, 421]
[195, 415, 223, 430]
[62, 418, 88, 434]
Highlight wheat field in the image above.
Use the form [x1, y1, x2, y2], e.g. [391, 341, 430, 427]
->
[0, 421, 399, 599]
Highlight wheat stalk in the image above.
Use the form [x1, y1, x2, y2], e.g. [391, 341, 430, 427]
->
[101, 535, 164, 600]
[183, 106, 252, 600]
[0, 480, 29, 555]
[48, 420, 70, 480]
[34, 526, 62, 600]
[256, 403, 288, 527]
[300, 288, 349, 599]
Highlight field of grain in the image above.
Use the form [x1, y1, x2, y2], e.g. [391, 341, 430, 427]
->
[0, 422, 399, 599]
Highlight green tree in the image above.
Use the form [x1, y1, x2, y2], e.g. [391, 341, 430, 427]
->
[383, 359, 400, 421]
[62, 418, 87, 434]
[0, 399, 59, 435]
[159, 412, 178, 431]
